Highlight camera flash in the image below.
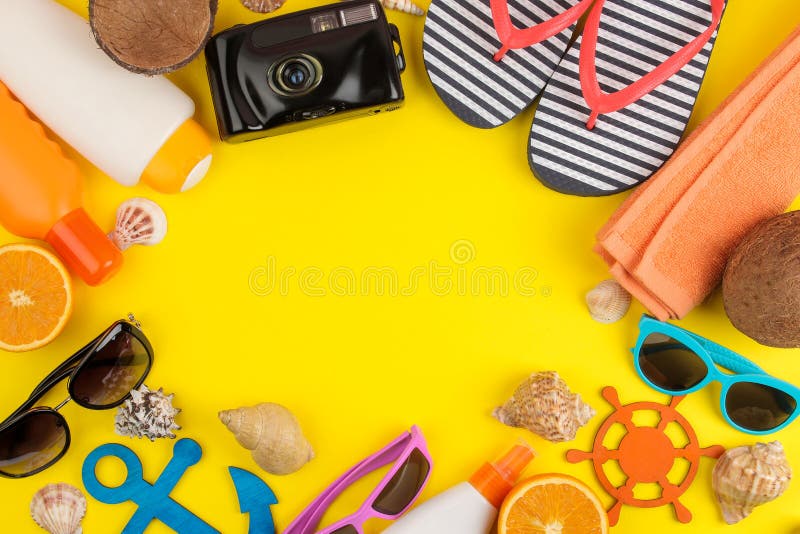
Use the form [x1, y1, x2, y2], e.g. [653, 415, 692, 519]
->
[311, 13, 339, 33]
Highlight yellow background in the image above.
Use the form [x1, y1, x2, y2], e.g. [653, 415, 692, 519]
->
[2, 0, 800, 532]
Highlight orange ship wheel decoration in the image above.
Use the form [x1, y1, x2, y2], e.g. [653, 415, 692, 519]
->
[566, 386, 724, 526]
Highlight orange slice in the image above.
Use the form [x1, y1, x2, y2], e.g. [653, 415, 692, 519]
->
[0, 243, 73, 352]
[498, 474, 608, 534]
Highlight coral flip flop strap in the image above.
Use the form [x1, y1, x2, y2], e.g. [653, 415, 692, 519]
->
[579, 0, 725, 129]
[491, 0, 595, 61]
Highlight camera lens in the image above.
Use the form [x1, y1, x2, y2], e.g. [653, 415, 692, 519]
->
[282, 62, 310, 90]
[270, 55, 322, 96]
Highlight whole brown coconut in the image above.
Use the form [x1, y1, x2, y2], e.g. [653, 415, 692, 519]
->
[89, 0, 218, 75]
[723, 211, 800, 348]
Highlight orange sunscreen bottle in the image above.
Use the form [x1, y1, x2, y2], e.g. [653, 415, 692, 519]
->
[0, 82, 122, 285]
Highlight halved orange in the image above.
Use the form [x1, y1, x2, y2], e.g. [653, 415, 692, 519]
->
[498, 473, 608, 534]
[0, 243, 73, 352]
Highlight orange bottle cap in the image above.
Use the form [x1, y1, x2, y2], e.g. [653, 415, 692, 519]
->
[46, 208, 123, 286]
[140, 119, 212, 194]
[469, 443, 536, 509]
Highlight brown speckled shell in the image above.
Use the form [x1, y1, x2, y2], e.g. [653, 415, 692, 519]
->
[493, 371, 595, 442]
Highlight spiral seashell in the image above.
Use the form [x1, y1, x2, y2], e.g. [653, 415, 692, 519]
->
[109, 197, 167, 251]
[493, 371, 595, 443]
[219, 403, 314, 475]
[380, 0, 424, 15]
[712, 441, 792, 524]
[30, 483, 87, 534]
[586, 279, 631, 324]
[240, 0, 286, 13]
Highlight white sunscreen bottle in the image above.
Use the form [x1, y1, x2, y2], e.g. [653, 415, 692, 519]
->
[383, 443, 535, 534]
[0, 0, 212, 194]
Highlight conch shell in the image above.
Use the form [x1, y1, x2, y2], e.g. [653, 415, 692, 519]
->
[109, 197, 167, 251]
[30, 483, 87, 534]
[493, 371, 595, 442]
[380, 0, 424, 16]
[586, 279, 631, 324]
[240, 0, 285, 13]
[712, 441, 791, 524]
[219, 402, 314, 475]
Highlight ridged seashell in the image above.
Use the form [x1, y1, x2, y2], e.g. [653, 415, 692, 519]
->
[115, 385, 181, 441]
[219, 403, 314, 475]
[380, 0, 424, 16]
[586, 279, 631, 324]
[30, 483, 87, 534]
[109, 197, 167, 251]
[240, 0, 285, 13]
[493, 371, 596, 442]
[712, 441, 791, 524]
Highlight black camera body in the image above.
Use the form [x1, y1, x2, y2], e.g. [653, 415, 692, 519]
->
[205, 0, 406, 143]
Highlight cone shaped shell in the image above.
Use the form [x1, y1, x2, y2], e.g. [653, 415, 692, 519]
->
[219, 403, 314, 475]
[712, 441, 791, 524]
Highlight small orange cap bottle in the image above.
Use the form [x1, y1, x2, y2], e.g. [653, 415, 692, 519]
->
[469, 443, 536, 508]
[0, 82, 122, 285]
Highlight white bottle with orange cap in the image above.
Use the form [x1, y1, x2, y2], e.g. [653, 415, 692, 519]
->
[0, 0, 211, 194]
[382, 443, 535, 534]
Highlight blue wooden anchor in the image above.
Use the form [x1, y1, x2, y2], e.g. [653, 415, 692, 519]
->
[229, 467, 278, 534]
[82, 438, 220, 534]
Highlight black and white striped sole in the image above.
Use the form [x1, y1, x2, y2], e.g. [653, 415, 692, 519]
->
[529, 0, 721, 196]
[423, 0, 580, 129]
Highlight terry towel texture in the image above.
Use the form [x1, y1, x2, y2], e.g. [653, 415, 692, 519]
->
[595, 24, 800, 320]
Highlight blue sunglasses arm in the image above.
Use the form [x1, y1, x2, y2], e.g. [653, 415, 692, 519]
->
[688, 332, 766, 375]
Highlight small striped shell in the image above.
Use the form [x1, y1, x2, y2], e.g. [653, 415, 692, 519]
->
[586, 279, 631, 324]
[109, 197, 168, 251]
[380, 0, 424, 15]
[30, 483, 86, 534]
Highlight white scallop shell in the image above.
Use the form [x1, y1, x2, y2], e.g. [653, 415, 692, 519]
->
[380, 0, 424, 15]
[586, 279, 631, 324]
[712, 441, 792, 524]
[30, 483, 86, 534]
[109, 197, 167, 251]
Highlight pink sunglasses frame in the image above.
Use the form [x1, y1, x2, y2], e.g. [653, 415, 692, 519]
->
[284, 426, 432, 534]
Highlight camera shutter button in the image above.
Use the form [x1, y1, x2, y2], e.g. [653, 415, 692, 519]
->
[301, 106, 337, 120]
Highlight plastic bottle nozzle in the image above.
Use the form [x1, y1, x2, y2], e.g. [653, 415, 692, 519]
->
[46, 209, 123, 286]
[140, 119, 212, 194]
[468, 443, 535, 509]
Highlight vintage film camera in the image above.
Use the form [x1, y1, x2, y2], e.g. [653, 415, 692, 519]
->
[205, 0, 406, 142]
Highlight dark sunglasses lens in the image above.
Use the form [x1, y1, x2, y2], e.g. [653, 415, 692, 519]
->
[329, 526, 359, 534]
[0, 411, 67, 476]
[639, 333, 709, 392]
[71, 324, 150, 407]
[372, 448, 430, 516]
[726, 382, 798, 432]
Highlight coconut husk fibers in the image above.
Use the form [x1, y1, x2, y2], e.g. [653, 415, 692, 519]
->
[90, 0, 218, 75]
[723, 211, 800, 348]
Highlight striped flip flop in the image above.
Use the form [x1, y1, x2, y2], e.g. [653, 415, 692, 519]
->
[529, 0, 725, 196]
[423, 0, 594, 128]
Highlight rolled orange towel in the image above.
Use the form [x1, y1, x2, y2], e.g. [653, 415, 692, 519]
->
[595, 25, 800, 320]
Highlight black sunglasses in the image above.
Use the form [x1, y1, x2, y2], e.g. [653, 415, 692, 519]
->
[0, 315, 153, 478]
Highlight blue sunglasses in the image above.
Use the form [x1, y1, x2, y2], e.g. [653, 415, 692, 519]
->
[633, 315, 800, 435]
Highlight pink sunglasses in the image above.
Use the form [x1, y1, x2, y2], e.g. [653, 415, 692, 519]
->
[284, 426, 432, 534]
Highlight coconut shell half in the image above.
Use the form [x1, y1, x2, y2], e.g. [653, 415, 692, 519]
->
[723, 211, 800, 348]
[90, 0, 218, 75]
